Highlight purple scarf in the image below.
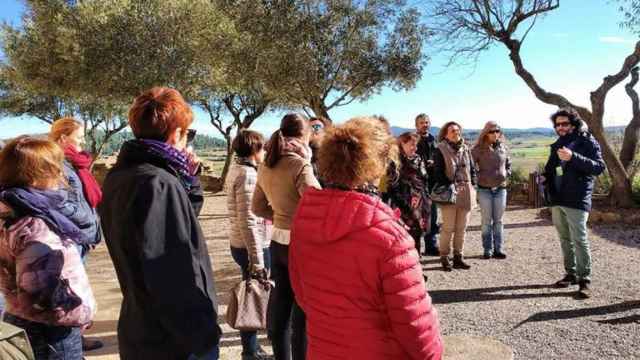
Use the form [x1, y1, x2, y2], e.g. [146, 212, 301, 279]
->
[128, 139, 196, 190]
[0, 187, 85, 244]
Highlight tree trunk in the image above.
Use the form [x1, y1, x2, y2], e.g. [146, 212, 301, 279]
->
[621, 67, 640, 171]
[503, 38, 636, 207]
[588, 119, 635, 207]
[219, 134, 233, 182]
[309, 97, 331, 121]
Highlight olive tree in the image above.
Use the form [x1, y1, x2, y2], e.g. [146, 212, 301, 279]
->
[428, 0, 640, 206]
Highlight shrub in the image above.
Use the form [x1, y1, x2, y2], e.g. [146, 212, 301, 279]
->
[508, 166, 529, 186]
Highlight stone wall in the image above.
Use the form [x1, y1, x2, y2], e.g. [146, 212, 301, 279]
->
[92, 158, 224, 193]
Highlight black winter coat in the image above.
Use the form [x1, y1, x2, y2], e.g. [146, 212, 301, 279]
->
[417, 133, 437, 189]
[388, 154, 432, 233]
[543, 130, 605, 212]
[98, 142, 220, 360]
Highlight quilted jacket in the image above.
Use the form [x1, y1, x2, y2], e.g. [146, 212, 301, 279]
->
[0, 202, 96, 327]
[290, 188, 443, 360]
[225, 159, 271, 267]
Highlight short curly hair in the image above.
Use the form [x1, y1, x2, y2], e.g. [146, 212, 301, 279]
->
[318, 117, 396, 188]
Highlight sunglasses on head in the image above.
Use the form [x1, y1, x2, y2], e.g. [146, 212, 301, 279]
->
[555, 121, 571, 128]
[488, 129, 501, 134]
[311, 123, 324, 133]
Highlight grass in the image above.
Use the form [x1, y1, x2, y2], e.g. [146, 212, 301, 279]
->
[508, 136, 551, 173]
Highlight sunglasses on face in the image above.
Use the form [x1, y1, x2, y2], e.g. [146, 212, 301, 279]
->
[311, 124, 324, 133]
[488, 129, 501, 134]
[187, 129, 197, 143]
[555, 122, 571, 128]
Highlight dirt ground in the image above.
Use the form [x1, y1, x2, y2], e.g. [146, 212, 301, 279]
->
[84, 193, 640, 360]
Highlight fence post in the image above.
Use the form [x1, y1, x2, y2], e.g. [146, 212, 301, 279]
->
[529, 171, 545, 208]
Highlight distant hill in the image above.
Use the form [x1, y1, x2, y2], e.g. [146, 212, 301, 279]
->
[389, 125, 624, 139]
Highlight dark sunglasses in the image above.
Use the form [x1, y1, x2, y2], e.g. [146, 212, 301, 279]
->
[311, 123, 324, 133]
[554, 121, 571, 128]
[488, 129, 501, 134]
[187, 129, 197, 143]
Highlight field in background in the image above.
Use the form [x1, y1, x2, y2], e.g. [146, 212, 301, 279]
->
[508, 136, 552, 173]
[198, 137, 554, 177]
[200, 150, 228, 176]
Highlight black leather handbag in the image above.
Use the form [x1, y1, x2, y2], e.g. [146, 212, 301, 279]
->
[430, 183, 457, 205]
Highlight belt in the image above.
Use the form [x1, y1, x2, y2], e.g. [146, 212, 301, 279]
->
[478, 185, 506, 191]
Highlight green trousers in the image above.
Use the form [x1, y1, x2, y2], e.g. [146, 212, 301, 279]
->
[551, 206, 592, 281]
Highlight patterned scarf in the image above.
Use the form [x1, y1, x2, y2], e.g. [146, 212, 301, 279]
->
[126, 139, 197, 191]
[0, 187, 85, 244]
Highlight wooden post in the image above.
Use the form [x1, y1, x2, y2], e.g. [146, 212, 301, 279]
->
[528, 171, 545, 208]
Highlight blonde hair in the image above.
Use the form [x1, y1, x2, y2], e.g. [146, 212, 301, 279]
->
[0, 136, 65, 189]
[49, 117, 83, 142]
[318, 116, 396, 188]
[475, 121, 505, 148]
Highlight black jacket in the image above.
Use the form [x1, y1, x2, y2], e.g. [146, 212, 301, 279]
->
[98, 142, 220, 360]
[543, 130, 605, 212]
[388, 154, 431, 232]
[417, 133, 437, 188]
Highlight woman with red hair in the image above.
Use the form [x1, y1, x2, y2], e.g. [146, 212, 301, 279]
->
[290, 117, 443, 360]
[0, 136, 96, 359]
[99, 87, 221, 360]
[49, 117, 104, 351]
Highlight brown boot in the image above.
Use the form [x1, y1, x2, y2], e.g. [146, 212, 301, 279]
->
[452, 254, 471, 270]
[441, 256, 452, 272]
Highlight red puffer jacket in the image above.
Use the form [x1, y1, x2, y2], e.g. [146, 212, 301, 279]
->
[290, 188, 443, 360]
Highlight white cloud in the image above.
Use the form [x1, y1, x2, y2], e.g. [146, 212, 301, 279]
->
[599, 36, 634, 44]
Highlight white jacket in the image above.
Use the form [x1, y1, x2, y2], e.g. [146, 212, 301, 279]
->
[225, 160, 271, 267]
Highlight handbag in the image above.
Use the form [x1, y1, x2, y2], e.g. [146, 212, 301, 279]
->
[430, 183, 457, 205]
[226, 273, 273, 331]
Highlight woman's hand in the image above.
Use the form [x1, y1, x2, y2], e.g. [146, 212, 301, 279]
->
[184, 147, 201, 175]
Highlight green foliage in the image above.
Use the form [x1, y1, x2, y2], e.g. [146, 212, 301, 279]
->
[616, 0, 640, 34]
[2, 0, 235, 102]
[95, 131, 225, 156]
[229, 0, 429, 118]
[508, 166, 529, 186]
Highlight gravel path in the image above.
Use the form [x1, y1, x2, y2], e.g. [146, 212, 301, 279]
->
[85, 194, 640, 360]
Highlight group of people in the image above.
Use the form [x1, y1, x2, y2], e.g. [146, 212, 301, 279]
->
[0, 85, 605, 360]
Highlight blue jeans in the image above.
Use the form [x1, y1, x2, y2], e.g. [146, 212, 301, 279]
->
[551, 206, 591, 281]
[3, 313, 82, 360]
[478, 187, 507, 255]
[230, 246, 272, 357]
[425, 201, 439, 251]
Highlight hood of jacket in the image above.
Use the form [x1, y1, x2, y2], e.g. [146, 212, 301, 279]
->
[293, 188, 401, 245]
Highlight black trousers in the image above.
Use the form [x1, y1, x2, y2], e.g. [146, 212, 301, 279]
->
[267, 241, 307, 360]
[409, 227, 424, 255]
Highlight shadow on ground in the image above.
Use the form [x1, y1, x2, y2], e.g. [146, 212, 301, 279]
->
[513, 300, 640, 329]
[590, 224, 640, 249]
[429, 284, 575, 305]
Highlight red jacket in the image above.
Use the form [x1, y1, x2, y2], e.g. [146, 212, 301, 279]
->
[290, 188, 443, 360]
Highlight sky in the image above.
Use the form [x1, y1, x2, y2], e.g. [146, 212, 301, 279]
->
[1, 0, 639, 139]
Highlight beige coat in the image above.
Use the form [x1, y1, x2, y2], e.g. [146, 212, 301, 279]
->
[252, 153, 321, 240]
[225, 161, 271, 266]
[437, 141, 477, 211]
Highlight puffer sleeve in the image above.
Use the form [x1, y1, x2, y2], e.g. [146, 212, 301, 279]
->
[380, 223, 443, 360]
